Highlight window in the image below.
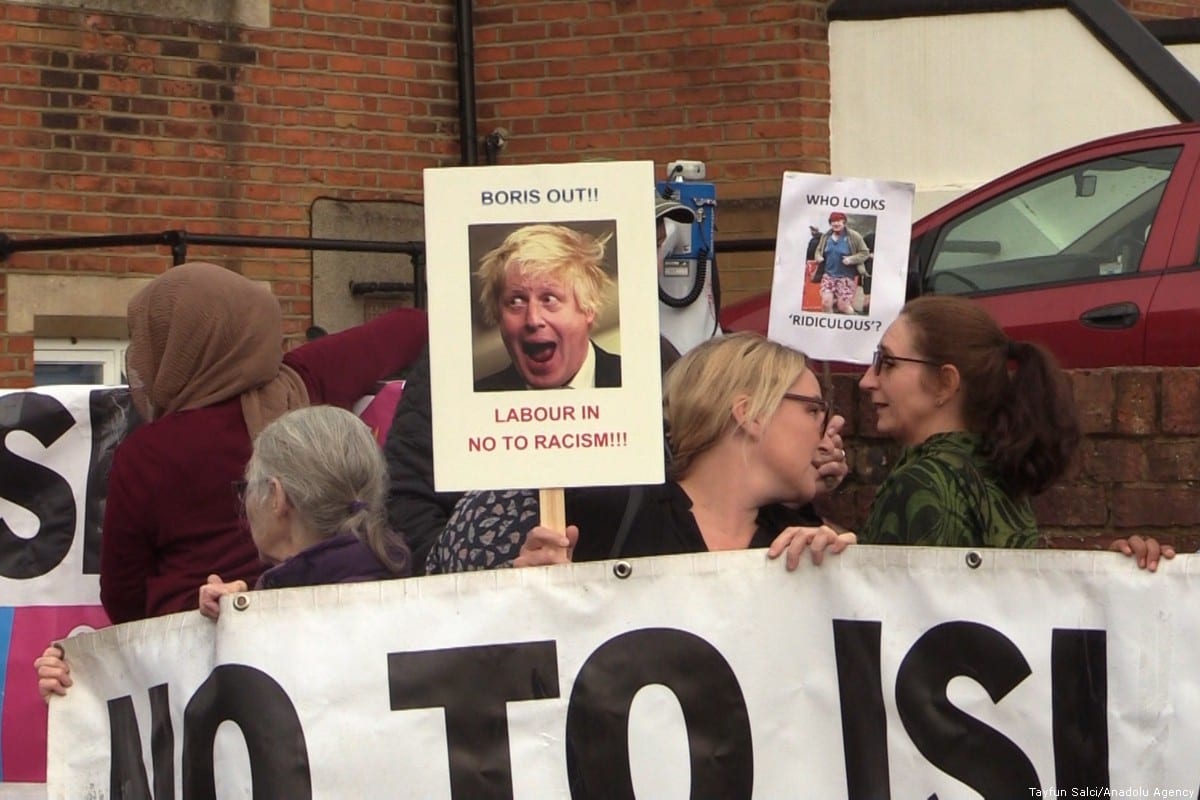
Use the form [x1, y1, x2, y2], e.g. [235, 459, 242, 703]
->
[927, 147, 1181, 295]
[34, 339, 128, 386]
[9, 0, 267, 27]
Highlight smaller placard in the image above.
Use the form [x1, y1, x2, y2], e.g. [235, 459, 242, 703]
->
[768, 173, 915, 364]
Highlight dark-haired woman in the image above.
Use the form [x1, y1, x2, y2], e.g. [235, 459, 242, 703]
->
[858, 296, 1080, 548]
[100, 262, 426, 623]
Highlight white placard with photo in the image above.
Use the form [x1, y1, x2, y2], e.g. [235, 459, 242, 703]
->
[424, 161, 664, 491]
[768, 173, 915, 364]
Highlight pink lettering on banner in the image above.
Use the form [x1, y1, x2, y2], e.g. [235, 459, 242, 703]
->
[4, 605, 110, 782]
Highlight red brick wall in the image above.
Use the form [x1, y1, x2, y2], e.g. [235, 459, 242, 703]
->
[1124, 0, 1200, 18]
[817, 368, 1200, 549]
[471, 0, 831, 307]
[0, 0, 459, 384]
[473, 0, 832, 201]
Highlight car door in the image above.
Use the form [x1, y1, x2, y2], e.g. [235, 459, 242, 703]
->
[913, 134, 1200, 368]
[1143, 152, 1200, 366]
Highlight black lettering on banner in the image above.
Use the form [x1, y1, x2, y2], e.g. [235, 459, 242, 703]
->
[388, 641, 560, 800]
[564, 628, 753, 800]
[182, 664, 311, 799]
[85, 387, 141, 573]
[0, 392, 77, 578]
[1051, 629, 1109, 792]
[833, 620, 891, 799]
[895, 621, 1038, 799]
[108, 684, 175, 800]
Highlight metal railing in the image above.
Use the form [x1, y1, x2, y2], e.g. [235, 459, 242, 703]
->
[0, 230, 428, 308]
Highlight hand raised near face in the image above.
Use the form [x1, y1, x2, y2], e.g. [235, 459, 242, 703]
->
[813, 414, 849, 494]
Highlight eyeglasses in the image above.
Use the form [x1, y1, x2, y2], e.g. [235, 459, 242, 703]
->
[782, 392, 830, 437]
[871, 347, 941, 375]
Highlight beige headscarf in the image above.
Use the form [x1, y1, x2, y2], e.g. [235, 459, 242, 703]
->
[125, 262, 309, 437]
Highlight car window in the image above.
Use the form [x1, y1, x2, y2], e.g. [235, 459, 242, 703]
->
[927, 146, 1181, 295]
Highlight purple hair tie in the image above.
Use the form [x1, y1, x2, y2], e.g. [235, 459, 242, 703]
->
[348, 500, 368, 514]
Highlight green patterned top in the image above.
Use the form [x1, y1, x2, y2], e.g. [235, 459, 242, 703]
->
[860, 431, 1038, 549]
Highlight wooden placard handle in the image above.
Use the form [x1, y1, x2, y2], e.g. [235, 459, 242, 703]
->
[539, 487, 566, 531]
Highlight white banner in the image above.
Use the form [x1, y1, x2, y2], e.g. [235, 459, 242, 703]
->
[0, 386, 132, 786]
[768, 173, 915, 364]
[48, 547, 1200, 799]
[0, 386, 130, 785]
[0, 386, 138, 607]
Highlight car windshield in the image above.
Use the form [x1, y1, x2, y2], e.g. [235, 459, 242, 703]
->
[927, 146, 1181, 294]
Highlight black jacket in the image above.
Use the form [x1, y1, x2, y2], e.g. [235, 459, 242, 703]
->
[383, 348, 463, 571]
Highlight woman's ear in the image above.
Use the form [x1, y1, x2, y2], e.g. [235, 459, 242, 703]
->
[935, 363, 962, 407]
[266, 477, 290, 517]
[731, 395, 764, 438]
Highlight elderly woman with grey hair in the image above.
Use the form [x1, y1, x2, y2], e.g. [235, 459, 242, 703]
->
[37, 405, 410, 699]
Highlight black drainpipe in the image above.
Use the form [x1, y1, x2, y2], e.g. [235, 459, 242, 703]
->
[455, 0, 478, 165]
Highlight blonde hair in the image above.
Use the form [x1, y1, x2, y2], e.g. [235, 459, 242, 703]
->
[476, 224, 614, 326]
[244, 405, 408, 575]
[663, 332, 810, 480]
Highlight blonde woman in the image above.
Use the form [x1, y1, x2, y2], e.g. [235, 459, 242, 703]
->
[514, 332, 854, 568]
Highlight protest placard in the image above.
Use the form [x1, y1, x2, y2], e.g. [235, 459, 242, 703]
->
[768, 173, 915, 364]
[423, 161, 665, 492]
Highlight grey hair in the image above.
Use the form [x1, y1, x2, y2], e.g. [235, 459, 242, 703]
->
[244, 405, 408, 575]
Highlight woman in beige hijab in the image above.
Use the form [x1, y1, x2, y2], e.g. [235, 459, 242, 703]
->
[100, 262, 427, 622]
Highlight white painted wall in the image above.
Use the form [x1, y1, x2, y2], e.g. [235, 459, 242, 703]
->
[1167, 42, 1200, 77]
[830, 9, 1179, 217]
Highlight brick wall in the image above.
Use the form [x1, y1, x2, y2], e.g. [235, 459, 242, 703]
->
[472, 0, 831, 200]
[0, 0, 835, 387]
[815, 367, 1200, 550]
[1124, 0, 1200, 18]
[471, 0, 832, 307]
[0, 0, 459, 385]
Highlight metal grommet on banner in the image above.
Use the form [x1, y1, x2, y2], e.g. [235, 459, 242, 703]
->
[965, 551, 983, 570]
[232, 594, 251, 611]
[613, 561, 633, 579]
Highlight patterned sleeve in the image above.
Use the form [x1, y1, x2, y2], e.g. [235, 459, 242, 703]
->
[426, 489, 540, 574]
[862, 458, 979, 547]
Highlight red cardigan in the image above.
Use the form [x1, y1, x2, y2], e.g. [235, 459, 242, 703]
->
[99, 309, 427, 623]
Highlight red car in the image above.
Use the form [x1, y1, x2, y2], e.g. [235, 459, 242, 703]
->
[720, 123, 1200, 368]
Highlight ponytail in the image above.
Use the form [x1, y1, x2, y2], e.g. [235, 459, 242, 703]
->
[338, 497, 411, 577]
[983, 340, 1080, 497]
